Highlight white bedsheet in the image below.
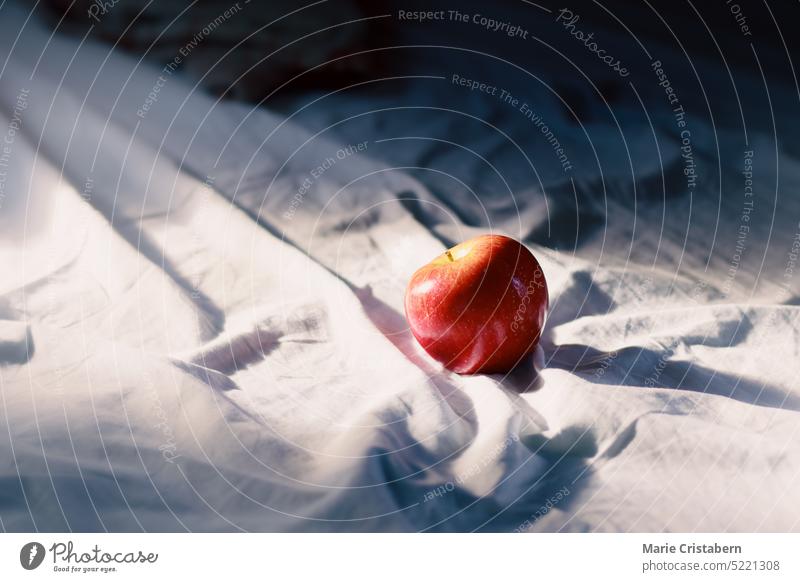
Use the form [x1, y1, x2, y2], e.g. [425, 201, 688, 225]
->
[1, 2, 799, 532]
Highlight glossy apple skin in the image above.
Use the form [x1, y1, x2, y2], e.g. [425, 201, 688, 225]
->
[404, 234, 548, 375]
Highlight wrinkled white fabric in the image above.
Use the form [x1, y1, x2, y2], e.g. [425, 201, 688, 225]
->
[0, 2, 798, 532]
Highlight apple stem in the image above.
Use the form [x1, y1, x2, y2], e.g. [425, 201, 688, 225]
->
[445, 250, 455, 262]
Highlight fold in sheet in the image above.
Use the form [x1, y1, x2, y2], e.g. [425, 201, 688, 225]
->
[0, 1, 798, 532]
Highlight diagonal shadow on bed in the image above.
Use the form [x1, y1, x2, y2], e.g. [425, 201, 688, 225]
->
[547, 343, 800, 413]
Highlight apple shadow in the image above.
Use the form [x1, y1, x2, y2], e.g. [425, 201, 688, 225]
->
[546, 342, 800, 413]
[352, 284, 480, 442]
[494, 352, 545, 393]
[344, 288, 598, 532]
[496, 271, 617, 394]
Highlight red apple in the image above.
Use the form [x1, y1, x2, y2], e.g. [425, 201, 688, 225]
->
[404, 234, 548, 374]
